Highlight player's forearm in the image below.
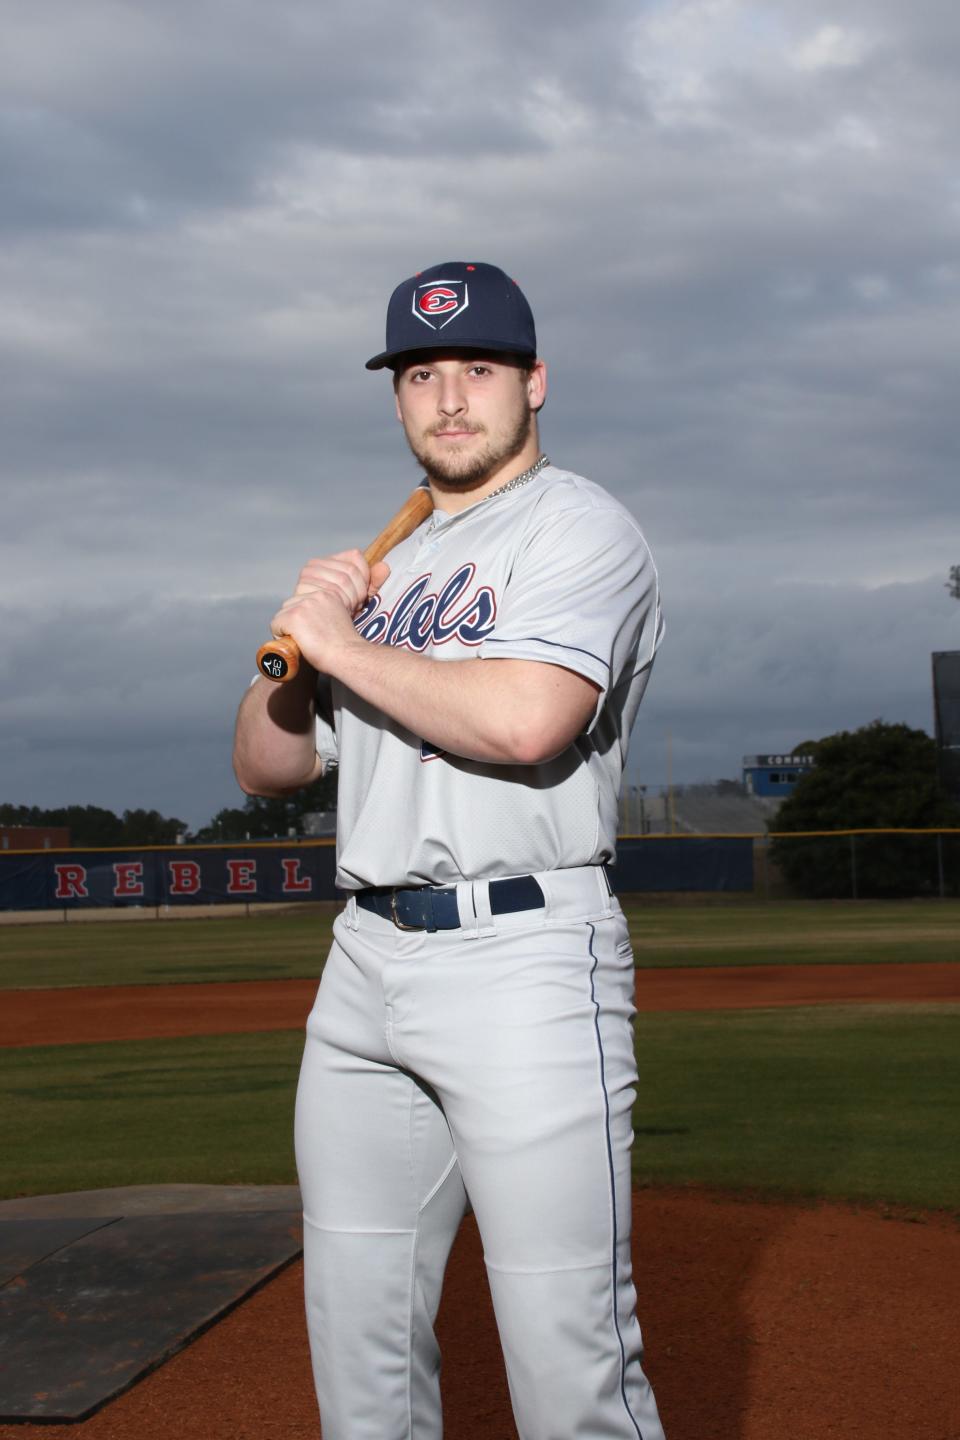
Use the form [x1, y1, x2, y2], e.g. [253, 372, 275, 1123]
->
[328, 638, 592, 764]
[233, 670, 323, 796]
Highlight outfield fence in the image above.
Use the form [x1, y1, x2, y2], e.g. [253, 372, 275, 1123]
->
[0, 830, 957, 915]
[0, 840, 340, 914]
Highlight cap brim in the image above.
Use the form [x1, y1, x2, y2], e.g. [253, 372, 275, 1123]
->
[365, 339, 536, 371]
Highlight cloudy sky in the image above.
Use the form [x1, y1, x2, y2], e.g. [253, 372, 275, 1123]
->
[2, 0, 958, 831]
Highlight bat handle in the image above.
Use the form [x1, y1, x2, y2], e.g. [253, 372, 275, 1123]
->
[256, 634, 302, 682]
[255, 486, 433, 683]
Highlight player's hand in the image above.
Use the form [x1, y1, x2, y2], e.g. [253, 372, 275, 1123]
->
[291, 550, 389, 610]
[269, 550, 389, 674]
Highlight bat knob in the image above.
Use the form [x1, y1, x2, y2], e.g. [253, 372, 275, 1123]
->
[256, 636, 301, 683]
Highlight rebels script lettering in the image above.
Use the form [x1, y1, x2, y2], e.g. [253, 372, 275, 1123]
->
[355, 563, 496, 651]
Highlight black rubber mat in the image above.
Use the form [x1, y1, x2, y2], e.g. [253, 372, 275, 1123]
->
[0, 1209, 302, 1421]
[0, 1215, 118, 1287]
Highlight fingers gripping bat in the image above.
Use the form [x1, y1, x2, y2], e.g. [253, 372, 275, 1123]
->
[255, 486, 434, 683]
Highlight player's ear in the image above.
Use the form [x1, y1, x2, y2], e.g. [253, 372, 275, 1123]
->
[527, 359, 547, 414]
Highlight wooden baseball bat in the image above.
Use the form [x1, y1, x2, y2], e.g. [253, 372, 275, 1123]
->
[255, 486, 434, 683]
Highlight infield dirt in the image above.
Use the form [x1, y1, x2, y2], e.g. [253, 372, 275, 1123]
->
[2, 961, 960, 1048]
[0, 1190, 956, 1440]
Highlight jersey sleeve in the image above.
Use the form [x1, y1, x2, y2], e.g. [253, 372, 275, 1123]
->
[314, 673, 339, 769]
[477, 500, 663, 728]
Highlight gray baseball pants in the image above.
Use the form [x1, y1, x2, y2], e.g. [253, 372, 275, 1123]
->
[294, 866, 666, 1440]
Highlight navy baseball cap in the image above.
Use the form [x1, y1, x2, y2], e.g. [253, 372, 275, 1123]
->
[365, 261, 537, 370]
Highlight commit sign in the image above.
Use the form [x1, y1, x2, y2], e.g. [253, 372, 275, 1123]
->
[0, 844, 339, 911]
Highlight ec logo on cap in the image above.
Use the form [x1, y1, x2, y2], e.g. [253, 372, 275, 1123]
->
[413, 279, 470, 330]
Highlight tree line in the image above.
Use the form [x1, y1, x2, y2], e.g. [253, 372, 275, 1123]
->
[0, 770, 339, 847]
[771, 721, 960, 898]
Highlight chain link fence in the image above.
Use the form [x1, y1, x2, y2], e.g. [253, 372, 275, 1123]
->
[762, 828, 960, 900]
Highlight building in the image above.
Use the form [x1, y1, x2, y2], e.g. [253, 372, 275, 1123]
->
[742, 753, 814, 799]
[932, 651, 960, 804]
[301, 810, 337, 838]
[0, 826, 71, 850]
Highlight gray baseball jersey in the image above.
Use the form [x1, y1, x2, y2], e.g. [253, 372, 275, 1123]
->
[315, 463, 663, 890]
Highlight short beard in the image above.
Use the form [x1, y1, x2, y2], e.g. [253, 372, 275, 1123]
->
[405, 405, 533, 493]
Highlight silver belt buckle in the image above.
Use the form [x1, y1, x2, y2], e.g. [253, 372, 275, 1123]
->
[390, 888, 423, 931]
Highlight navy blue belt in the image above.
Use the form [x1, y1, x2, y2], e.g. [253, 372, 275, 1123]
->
[355, 875, 545, 932]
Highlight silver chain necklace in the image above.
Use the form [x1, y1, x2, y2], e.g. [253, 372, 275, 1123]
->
[485, 453, 550, 500]
[427, 454, 549, 534]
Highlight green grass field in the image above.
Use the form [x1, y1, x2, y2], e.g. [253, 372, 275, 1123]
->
[623, 898, 960, 967]
[633, 1004, 960, 1209]
[1, 899, 958, 1212]
[3, 1006, 958, 1210]
[0, 907, 341, 990]
[2, 898, 958, 990]
[0, 1033, 302, 1198]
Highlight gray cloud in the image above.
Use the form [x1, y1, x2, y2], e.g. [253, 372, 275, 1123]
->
[2, 0, 958, 828]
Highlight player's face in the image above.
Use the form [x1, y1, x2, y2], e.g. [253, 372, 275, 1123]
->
[393, 354, 546, 493]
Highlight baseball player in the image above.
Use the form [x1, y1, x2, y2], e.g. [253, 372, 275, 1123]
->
[233, 261, 666, 1440]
